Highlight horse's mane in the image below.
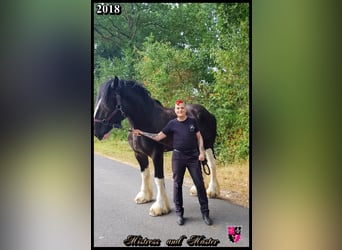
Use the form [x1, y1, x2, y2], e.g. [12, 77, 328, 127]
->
[99, 78, 114, 111]
[119, 79, 151, 100]
[153, 99, 163, 106]
[101, 77, 163, 109]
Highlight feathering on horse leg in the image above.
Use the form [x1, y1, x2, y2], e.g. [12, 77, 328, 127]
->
[189, 184, 198, 196]
[134, 168, 153, 203]
[205, 148, 220, 198]
[149, 178, 171, 216]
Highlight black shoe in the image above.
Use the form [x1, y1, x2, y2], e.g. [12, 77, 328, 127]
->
[202, 214, 212, 225]
[177, 216, 184, 225]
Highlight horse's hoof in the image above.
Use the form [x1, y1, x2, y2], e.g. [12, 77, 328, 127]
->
[134, 192, 152, 204]
[149, 208, 170, 216]
[206, 187, 220, 198]
[149, 202, 171, 216]
[189, 185, 197, 196]
[206, 192, 217, 198]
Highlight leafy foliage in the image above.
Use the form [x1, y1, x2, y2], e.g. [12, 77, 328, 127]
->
[210, 3, 250, 162]
[134, 36, 212, 107]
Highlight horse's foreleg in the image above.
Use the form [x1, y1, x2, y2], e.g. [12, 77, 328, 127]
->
[134, 153, 153, 204]
[149, 153, 171, 216]
[189, 148, 220, 198]
[149, 178, 171, 216]
[134, 168, 153, 203]
[205, 148, 220, 198]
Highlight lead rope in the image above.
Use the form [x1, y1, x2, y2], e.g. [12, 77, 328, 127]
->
[201, 159, 211, 175]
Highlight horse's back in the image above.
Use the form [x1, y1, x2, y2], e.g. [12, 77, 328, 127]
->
[186, 104, 217, 149]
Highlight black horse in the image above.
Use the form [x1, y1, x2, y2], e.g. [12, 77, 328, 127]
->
[94, 76, 220, 216]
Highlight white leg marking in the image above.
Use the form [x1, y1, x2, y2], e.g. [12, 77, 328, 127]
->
[205, 148, 220, 198]
[189, 148, 220, 198]
[149, 178, 171, 216]
[134, 168, 153, 203]
[189, 185, 198, 196]
[94, 98, 102, 118]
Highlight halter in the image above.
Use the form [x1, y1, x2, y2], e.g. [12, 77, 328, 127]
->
[94, 93, 126, 127]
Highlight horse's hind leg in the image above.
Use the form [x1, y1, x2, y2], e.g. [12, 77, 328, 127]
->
[134, 152, 153, 204]
[205, 148, 220, 198]
[189, 148, 220, 198]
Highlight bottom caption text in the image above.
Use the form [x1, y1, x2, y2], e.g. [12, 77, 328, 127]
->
[123, 234, 220, 247]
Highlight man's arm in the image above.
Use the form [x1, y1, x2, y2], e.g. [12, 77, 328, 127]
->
[132, 129, 167, 141]
[196, 131, 205, 161]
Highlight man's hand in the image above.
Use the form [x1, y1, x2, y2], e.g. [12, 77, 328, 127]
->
[131, 129, 166, 141]
[199, 153, 205, 161]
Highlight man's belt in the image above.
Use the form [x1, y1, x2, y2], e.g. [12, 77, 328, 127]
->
[173, 149, 198, 154]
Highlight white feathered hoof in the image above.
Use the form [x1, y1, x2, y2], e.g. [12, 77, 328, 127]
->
[149, 201, 171, 216]
[206, 185, 220, 198]
[134, 191, 153, 204]
[189, 185, 198, 196]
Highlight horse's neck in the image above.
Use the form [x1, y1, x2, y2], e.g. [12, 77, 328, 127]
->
[127, 100, 164, 131]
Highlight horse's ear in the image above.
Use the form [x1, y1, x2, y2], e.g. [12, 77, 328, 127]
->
[111, 76, 119, 89]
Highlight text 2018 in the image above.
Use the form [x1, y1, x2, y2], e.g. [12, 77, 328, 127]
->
[96, 4, 121, 15]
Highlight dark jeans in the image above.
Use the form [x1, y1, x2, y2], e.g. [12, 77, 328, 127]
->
[172, 150, 209, 217]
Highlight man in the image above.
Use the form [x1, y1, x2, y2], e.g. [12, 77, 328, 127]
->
[132, 99, 212, 226]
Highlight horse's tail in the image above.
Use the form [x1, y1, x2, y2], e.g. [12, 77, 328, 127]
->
[209, 112, 217, 160]
[212, 147, 216, 159]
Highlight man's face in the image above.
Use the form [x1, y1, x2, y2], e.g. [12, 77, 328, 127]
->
[175, 103, 186, 117]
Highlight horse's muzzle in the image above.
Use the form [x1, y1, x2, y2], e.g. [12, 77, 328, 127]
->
[94, 133, 103, 140]
[113, 123, 122, 129]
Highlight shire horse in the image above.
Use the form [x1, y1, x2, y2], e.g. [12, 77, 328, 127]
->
[94, 76, 220, 216]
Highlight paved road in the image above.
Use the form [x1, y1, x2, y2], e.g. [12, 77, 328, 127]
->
[94, 154, 250, 247]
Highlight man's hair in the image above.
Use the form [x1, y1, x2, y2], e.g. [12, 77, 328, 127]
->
[175, 99, 184, 105]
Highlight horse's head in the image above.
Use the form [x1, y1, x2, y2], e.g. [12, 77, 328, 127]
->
[94, 76, 126, 140]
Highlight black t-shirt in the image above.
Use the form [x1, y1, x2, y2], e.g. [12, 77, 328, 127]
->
[162, 117, 199, 151]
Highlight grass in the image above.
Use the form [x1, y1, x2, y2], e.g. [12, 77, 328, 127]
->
[94, 135, 249, 208]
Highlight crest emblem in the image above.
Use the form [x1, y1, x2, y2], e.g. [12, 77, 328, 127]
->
[228, 226, 241, 243]
[189, 124, 195, 132]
